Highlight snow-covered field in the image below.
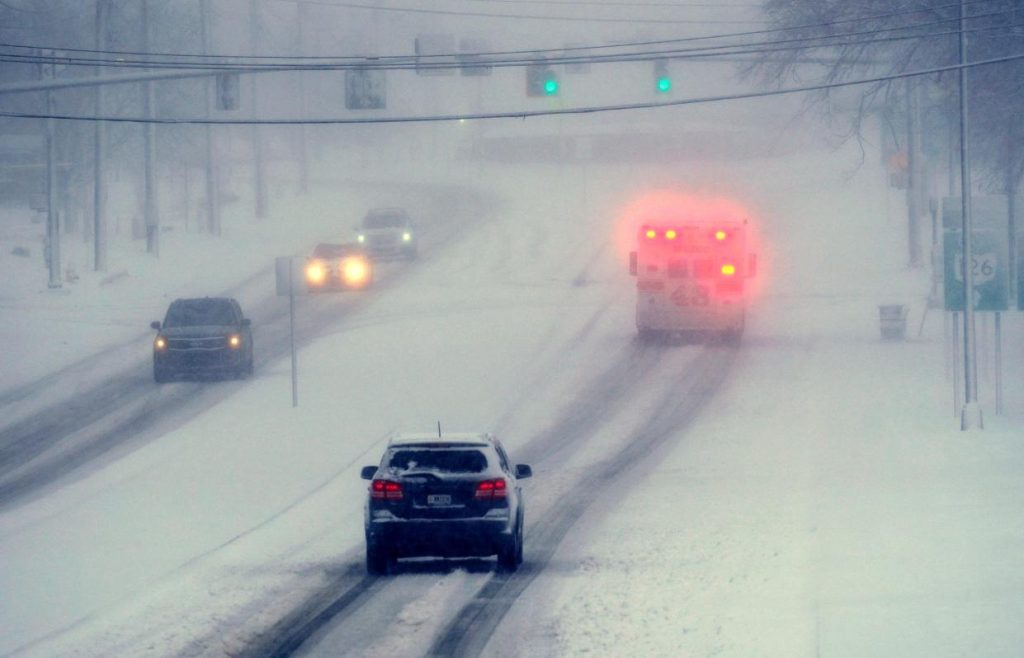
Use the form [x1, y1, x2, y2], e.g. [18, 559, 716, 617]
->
[1, 97, 1022, 658]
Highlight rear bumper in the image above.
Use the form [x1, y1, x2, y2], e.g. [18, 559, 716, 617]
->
[367, 517, 512, 558]
[636, 293, 745, 332]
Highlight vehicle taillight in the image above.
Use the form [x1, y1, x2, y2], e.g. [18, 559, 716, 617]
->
[714, 229, 728, 242]
[720, 263, 736, 276]
[665, 229, 677, 240]
[371, 479, 403, 500]
[475, 479, 507, 500]
[644, 228, 656, 239]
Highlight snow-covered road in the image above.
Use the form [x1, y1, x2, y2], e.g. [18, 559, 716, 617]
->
[2, 98, 1023, 658]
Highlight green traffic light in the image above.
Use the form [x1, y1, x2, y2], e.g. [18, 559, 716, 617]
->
[544, 78, 558, 95]
[657, 77, 671, 93]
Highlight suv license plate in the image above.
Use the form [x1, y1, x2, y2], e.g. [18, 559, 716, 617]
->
[427, 494, 452, 506]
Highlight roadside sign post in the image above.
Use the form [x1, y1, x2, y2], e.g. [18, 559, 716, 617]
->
[943, 197, 1011, 420]
[276, 256, 306, 407]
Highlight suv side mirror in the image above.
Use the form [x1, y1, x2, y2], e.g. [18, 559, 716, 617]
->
[241, 318, 252, 327]
[360, 465, 378, 480]
[515, 464, 532, 480]
[150, 321, 161, 330]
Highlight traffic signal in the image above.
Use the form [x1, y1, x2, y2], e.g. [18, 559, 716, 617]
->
[216, 73, 240, 110]
[526, 62, 559, 97]
[345, 68, 386, 110]
[654, 60, 671, 93]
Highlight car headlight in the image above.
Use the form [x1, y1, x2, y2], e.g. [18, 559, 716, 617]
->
[357, 234, 366, 243]
[154, 336, 167, 351]
[227, 333, 242, 349]
[342, 257, 369, 286]
[305, 261, 326, 284]
[402, 232, 412, 242]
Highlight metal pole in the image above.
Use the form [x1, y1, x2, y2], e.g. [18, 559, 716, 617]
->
[289, 257, 298, 408]
[958, 0, 982, 430]
[45, 56, 61, 289]
[142, 0, 159, 256]
[93, 0, 107, 272]
[906, 79, 923, 268]
[250, 0, 267, 218]
[953, 312, 962, 417]
[296, 0, 309, 194]
[994, 312, 1002, 414]
[201, 0, 220, 236]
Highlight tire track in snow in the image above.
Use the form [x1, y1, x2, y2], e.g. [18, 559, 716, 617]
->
[0, 183, 497, 511]
[428, 345, 737, 657]
[261, 338, 688, 657]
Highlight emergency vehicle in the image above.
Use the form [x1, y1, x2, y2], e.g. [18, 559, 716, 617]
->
[629, 220, 755, 341]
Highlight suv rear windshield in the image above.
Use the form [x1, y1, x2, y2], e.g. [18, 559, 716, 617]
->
[386, 448, 488, 474]
[363, 212, 406, 229]
[164, 300, 237, 327]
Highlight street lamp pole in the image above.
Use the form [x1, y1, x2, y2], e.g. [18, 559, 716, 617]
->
[958, 0, 982, 430]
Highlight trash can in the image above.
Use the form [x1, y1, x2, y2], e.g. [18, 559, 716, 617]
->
[878, 304, 908, 341]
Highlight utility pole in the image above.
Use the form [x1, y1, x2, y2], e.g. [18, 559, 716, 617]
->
[958, 0, 981, 430]
[201, 0, 220, 236]
[45, 51, 61, 289]
[141, 0, 160, 256]
[93, 0, 108, 272]
[250, 0, 267, 219]
[296, 0, 309, 194]
[906, 79, 924, 268]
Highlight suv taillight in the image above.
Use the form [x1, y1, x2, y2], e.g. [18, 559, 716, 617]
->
[371, 479, 403, 500]
[475, 479, 507, 500]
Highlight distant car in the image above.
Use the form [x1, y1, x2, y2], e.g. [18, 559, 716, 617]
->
[150, 297, 254, 383]
[360, 432, 532, 574]
[355, 207, 418, 260]
[305, 242, 373, 291]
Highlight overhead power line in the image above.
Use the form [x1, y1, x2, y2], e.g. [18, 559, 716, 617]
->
[462, 0, 761, 7]
[0, 9, 1015, 74]
[1, 51, 1020, 126]
[0, 0, 1002, 63]
[265, 0, 765, 24]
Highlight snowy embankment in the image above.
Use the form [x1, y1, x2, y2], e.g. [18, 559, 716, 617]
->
[491, 134, 1024, 657]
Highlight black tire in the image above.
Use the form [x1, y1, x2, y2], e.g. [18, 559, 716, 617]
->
[515, 522, 524, 565]
[366, 541, 390, 575]
[637, 326, 661, 343]
[721, 313, 745, 346]
[497, 521, 522, 572]
[237, 357, 254, 379]
[153, 362, 170, 384]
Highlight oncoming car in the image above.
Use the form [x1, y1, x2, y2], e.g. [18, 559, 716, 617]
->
[150, 297, 254, 382]
[355, 207, 417, 260]
[304, 242, 372, 291]
[360, 433, 532, 574]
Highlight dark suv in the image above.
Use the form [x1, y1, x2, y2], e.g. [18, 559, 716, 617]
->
[355, 207, 417, 260]
[360, 433, 532, 574]
[150, 297, 254, 382]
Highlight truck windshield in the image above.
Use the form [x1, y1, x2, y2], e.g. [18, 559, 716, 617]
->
[165, 300, 236, 327]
